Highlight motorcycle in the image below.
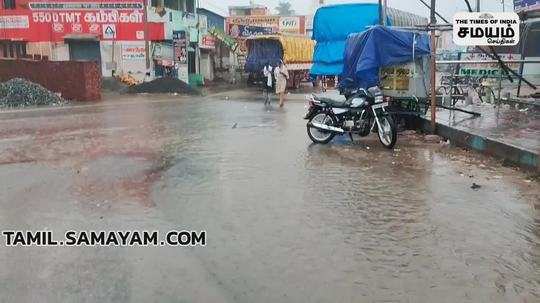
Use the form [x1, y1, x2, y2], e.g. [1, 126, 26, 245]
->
[304, 84, 397, 149]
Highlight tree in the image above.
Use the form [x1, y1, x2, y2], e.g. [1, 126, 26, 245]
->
[275, 1, 295, 16]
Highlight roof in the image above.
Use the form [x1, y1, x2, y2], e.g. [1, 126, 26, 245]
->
[198, 0, 227, 16]
[229, 4, 267, 10]
[197, 7, 226, 19]
[341, 26, 430, 88]
[246, 35, 315, 64]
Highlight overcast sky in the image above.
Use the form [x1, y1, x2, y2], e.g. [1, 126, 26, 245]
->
[200, 0, 514, 19]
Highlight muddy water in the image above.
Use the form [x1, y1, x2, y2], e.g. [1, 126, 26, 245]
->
[0, 94, 538, 302]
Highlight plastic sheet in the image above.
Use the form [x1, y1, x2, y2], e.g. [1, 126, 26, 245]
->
[341, 26, 430, 89]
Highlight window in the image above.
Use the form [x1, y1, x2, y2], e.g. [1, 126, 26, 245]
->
[523, 22, 540, 57]
[3, 0, 16, 9]
[164, 0, 179, 11]
[0, 41, 26, 58]
[150, 0, 163, 7]
[0, 43, 7, 58]
[185, 0, 194, 13]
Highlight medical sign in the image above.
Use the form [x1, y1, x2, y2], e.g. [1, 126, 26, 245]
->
[453, 12, 520, 46]
[514, 0, 540, 12]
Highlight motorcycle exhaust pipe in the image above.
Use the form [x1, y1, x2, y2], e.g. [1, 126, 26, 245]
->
[309, 122, 345, 133]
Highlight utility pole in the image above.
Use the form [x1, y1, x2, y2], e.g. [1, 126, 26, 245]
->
[197, 0, 201, 76]
[378, 0, 383, 25]
[143, 0, 150, 72]
[382, 0, 387, 26]
[429, 0, 437, 131]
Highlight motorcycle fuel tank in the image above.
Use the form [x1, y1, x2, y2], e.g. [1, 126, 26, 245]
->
[350, 97, 367, 108]
[332, 108, 349, 114]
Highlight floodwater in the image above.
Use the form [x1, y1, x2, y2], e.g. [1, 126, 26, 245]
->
[0, 93, 538, 303]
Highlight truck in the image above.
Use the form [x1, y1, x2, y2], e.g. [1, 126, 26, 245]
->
[244, 35, 315, 89]
[311, 3, 428, 77]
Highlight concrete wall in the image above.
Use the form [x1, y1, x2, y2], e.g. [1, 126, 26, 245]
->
[0, 59, 101, 101]
[26, 42, 69, 61]
[100, 41, 148, 81]
[197, 8, 225, 31]
[26, 41, 149, 80]
[200, 50, 214, 81]
[147, 7, 198, 40]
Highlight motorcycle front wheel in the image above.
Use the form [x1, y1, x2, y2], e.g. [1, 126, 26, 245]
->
[307, 112, 337, 144]
[377, 115, 397, 149]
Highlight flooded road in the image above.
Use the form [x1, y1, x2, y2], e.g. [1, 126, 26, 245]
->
[0, 93, 538, 302]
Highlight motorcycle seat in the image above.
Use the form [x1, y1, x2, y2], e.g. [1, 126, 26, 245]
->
[313, 93, 350, 108]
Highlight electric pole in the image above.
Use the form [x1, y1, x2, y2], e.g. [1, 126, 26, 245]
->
[143, 0, 150, 72]
[429, 0, 437, 131]
[378, 0, 383, 25]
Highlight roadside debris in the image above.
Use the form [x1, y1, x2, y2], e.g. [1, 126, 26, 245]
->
[440, 139, 451, 147]
[127, 77, 200, 95]
[471, 183, 482, 190]
[424, 134, 443, 143]
[0, 78, 66, 108]
[117, 73, 140, 86]
[400, 130, 417, 136]
[102, 77, 129, 93]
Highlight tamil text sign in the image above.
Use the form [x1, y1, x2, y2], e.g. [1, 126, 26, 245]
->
[453, 12, 520, 46]
[122, 45, 145, 60]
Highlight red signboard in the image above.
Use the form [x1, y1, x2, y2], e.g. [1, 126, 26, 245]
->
[199, 35, 215, 49]
[0, 1, 164, 42]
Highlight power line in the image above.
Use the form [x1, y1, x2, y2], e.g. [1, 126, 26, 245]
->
[417, 0, 449, 24]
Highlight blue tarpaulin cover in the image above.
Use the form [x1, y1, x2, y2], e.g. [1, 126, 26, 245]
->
[341, 26, 430, 88]
[244, 39, 283, 73]
[311, 3, 387, 76]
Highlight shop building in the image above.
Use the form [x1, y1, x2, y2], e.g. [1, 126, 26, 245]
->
[0, 0, 203, 84]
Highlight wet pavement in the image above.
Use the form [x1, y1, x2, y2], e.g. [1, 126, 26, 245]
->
[429, 103, 540, 154]
[0, 92, 539, 303]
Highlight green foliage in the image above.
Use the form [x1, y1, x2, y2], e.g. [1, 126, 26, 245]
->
[275, 1, 295, 16]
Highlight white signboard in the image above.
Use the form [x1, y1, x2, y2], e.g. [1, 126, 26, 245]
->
[459, 53, 522, 77]
[177, 64, 189, 83]
[122, 45, 145, 60]
[102, 24, 116, 39]
[279, 16, 300, 33]
[0, 16, 29, 29]
[453, 12, 520, 46]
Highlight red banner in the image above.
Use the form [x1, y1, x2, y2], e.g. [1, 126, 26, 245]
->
[0, 1, 164, 42]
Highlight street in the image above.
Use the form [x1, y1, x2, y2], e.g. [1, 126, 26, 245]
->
[0, 92, 538, 302]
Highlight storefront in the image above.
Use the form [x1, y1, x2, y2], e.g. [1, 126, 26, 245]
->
[0, 0, 165, 79]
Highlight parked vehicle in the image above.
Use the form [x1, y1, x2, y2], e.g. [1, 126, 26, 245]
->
[311, 3, 428, 77]
[244, 35, 315, 89]
[304, 26, 432, 149]
[304, 84, 397, 148]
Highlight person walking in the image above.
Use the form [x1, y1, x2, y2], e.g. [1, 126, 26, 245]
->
[262, 62, 274, 106]
[274, 60, 289, 107]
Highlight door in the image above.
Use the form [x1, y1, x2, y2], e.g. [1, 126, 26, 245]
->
[68, 40, 101, 62]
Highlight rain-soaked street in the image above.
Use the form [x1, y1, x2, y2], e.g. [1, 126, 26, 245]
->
[0, 92, 538, 302]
